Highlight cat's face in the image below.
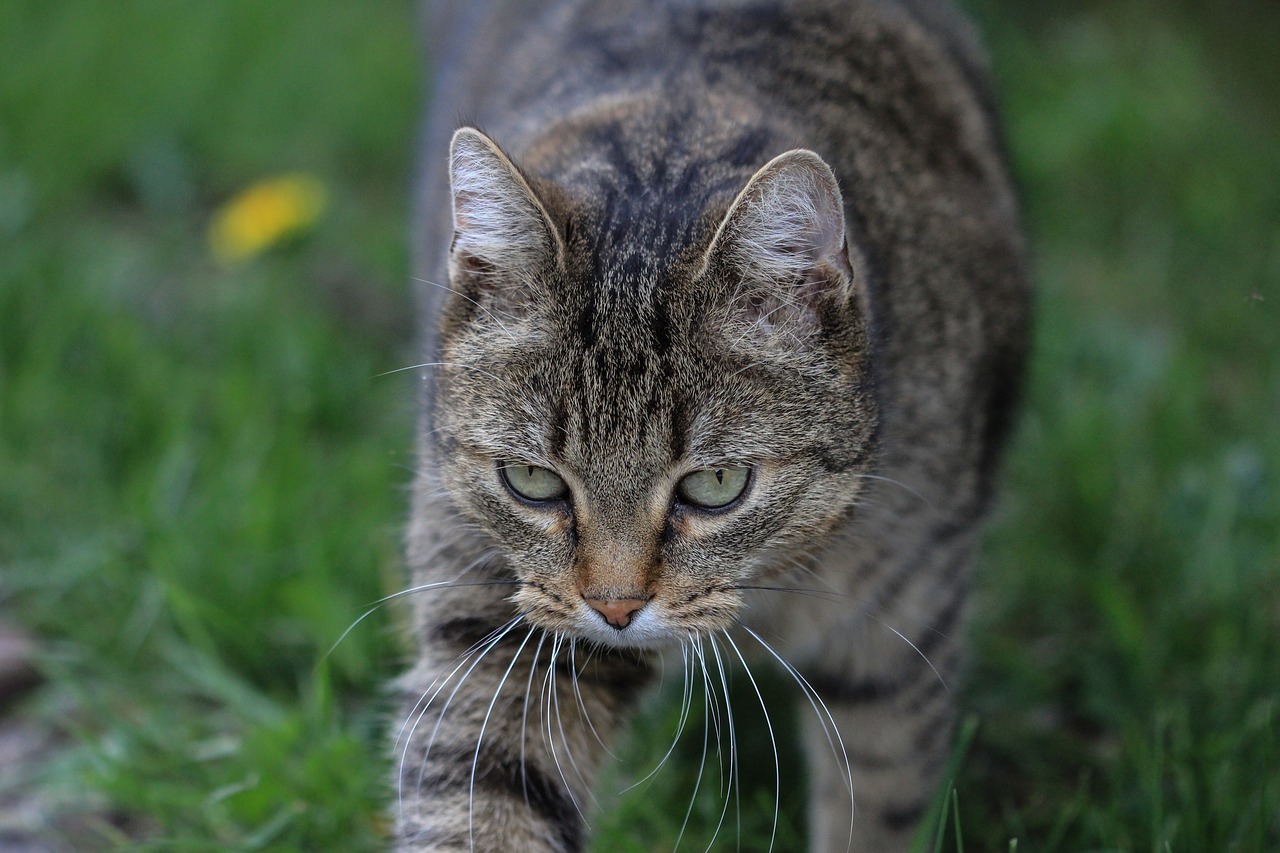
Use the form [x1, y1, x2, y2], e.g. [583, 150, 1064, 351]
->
[429, 129, 876, 649]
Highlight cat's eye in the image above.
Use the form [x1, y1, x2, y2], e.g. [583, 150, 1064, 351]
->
[500, 462, 569, 503]
[676, 465, 751, 510]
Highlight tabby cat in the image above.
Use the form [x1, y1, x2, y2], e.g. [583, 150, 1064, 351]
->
[396, 0, 1029, 850]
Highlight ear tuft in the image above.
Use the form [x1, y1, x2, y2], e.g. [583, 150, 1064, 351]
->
[448, 128, 562, 277]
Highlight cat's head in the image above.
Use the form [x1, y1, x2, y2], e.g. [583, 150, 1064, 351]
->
[428, 127, 876, 649]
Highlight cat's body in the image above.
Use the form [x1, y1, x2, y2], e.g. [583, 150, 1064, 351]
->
[399, 0, 1028, 850]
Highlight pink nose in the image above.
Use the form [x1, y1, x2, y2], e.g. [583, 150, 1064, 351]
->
[584, 597, 648, 630]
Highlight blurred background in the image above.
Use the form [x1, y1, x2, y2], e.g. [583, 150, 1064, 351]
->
[0, 0, 1276, 850]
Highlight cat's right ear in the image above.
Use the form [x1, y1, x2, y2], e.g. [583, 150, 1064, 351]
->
[448, 127, 564, 284]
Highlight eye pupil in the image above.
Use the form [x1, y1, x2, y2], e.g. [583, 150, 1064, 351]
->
[715, 469, 724, 484]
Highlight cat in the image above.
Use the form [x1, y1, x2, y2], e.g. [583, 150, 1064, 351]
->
[396, 0, 1029, 850]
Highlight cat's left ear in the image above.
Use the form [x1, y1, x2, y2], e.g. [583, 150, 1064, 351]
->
[701, 149, 858, 327]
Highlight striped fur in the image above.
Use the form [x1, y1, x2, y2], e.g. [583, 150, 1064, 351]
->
[399, 0, 1029, 850]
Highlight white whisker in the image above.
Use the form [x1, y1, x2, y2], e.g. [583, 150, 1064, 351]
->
[541, 632, 591, 825]
[323, 574, 516, 664]
[849, 473, 936, 511]
[376, 361, 504, 382]
[397, 614, 524, 824]
[413, 616, 525, 801]
[742, 625, 857, 848]
[569, 639, 615, 757]
[705, 634, 738, 853]
[623, 638, 696, 793]
[519, 630, 548, 808]
[469, 626, 537, 849]
[723, 630, 780, 853]
[395, 611, 520, 776]
[409, 275, 519, 337]
[870, 615, 949, 696]
[551, 636, 598, 807]
[674, 638, 714, 853]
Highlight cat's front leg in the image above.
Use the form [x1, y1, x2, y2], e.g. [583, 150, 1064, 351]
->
[804, 661, 958, 853]
[798, 606, 964, 853]
[392, 618, 647, 852]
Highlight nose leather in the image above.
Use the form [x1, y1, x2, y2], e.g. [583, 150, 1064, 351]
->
[584, 597, 648, 630]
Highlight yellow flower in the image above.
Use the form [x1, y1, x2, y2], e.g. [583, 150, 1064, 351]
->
[209, 174, 327, 263]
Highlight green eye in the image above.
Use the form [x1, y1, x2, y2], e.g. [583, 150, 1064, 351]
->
[501, 462, 568, 503]
[676, 465, 751, 509]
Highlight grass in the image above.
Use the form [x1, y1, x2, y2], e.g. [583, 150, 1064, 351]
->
[1, 0, 1276, 850]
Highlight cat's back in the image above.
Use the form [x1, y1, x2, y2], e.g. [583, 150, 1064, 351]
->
[421, 0, 1004, 183]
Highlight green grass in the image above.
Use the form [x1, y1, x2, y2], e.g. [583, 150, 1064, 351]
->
[1, 0, 1276, 850]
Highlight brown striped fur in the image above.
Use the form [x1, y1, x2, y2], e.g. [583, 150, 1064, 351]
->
[398, 0, 1029, 849]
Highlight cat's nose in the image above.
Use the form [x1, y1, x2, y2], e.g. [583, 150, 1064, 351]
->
[583, 597, 649, 630]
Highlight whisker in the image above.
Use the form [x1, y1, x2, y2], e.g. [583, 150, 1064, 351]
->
[375, 361, 504, 382]
[541, 632, 591, 825]
[569, 638, 616, 758]
[409, 275, 520, 337]
[729, 583, 850, 604]
[551, 636, 598, 808]
[737, 577, 963, 651]
[692, 637, 723, 765]
[394, 611, 522, 771]
[742, 625, 857, 849]
[412, 615, 526, 804]
[723, 630, 780, 853]
[654, 639, 670, 694]
[519, 630, 548, 808]
[674, 639, 713, 853]
[705, 634, 738, 853]
[849, 472, 936, 511]
[397, 614, 524, 823]
[868, 615, 950, 696]
[322, 577, 519, 664]
[469, 626, 537, 849]
[623, 638, 695, 793]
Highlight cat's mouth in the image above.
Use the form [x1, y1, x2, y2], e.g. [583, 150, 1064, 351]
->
[516, 584, 742, 651]
[571, 599, 682, 649]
